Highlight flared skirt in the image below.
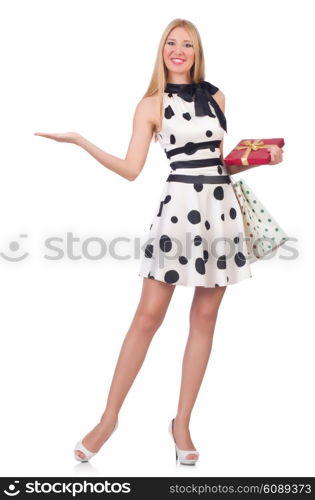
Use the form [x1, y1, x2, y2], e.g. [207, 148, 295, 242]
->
[138, 165, 252, 287]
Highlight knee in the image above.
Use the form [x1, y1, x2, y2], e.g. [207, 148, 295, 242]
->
[189, 307, 218, 330]
[133, 310, 164, 335]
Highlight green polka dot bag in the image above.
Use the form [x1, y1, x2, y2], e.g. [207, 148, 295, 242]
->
[232, 177, 289, 262]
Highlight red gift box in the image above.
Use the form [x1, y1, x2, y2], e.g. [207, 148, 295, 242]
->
[224, 138, 285, 167]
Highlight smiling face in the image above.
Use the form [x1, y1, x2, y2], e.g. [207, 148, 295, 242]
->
[163, 26, 195, 83]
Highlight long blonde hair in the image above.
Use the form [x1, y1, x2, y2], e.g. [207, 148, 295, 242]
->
[143, 18, 206, 143]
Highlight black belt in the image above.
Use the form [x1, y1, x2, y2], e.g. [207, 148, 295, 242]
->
[166, 174, 231, 184]
[165, 140, 222, 159]
[170, 158, 223, 170]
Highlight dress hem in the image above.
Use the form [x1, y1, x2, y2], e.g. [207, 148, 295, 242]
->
[138, 272, 253, 288]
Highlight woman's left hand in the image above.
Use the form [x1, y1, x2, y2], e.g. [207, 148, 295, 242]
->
[267, 144, 284, 165]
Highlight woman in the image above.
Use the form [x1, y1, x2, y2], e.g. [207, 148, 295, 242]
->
[34, 18, 283, 465]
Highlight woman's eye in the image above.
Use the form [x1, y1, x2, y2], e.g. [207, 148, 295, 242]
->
[167, 41, 193, 48]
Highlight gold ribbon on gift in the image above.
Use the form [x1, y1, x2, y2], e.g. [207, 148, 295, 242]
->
[235, 139, 274, 166]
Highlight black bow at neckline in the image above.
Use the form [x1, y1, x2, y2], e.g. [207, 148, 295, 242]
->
[164, 80, 227, 133]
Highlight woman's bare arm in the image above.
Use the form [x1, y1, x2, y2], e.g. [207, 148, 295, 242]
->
[34, 96, 158, 182]
[76, 97, 156, 181]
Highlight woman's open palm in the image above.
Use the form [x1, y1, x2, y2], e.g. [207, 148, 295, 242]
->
[34, 131, 81, 144]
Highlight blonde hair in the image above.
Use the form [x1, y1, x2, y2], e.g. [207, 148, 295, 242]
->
[143, 18, 206, 143]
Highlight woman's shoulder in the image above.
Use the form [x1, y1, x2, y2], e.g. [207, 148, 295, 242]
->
[136, 94, 160, 129]
[137, 93, 160, 109]
[134, 94, 159, 116]
[211, 89, 225, 109]
[141, 93, 160, 104]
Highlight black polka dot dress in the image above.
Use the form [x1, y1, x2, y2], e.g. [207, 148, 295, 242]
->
[138, 80, 252, 287]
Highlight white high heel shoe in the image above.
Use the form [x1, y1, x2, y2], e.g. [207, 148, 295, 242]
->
[74, 419, 119, 462]
[168, 418, 200, 465]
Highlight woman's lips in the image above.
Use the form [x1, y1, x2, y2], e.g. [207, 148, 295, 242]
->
[170, 58, 186, 65]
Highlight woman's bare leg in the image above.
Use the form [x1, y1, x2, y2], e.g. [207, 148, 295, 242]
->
[75, 277, 175, 460]
[172, 285, 227, 460]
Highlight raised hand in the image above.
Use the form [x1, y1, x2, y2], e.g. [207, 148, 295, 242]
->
[33, 131, 82, 144]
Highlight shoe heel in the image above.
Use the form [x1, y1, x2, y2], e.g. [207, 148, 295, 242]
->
[168, 417, 199, 466]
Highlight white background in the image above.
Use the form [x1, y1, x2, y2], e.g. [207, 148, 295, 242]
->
[0, 0, 314, 478]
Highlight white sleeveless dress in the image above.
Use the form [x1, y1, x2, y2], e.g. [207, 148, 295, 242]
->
[138, 80, 252, 287]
